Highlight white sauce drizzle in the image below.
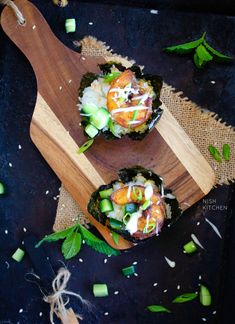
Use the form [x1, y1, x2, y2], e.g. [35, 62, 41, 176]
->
[144, 185, 153, 200]
[191, 233, 205, 250]
[111, 105, 149, 114]
[164, 256, 176, 268]
[205, 218, 222, 239]
[127, 185, 132, 200]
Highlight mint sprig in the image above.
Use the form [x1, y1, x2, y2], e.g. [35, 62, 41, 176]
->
[164, 32, 233, 68]
[36, 222, 120, 259]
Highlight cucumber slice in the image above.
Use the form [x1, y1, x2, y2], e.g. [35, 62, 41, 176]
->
[82, 103, 98, 115]
[12, 248, 25, 262]
[93, 284, 109, 297]
[0, 181, 5, 195]
[99, 188, 113, 199]
[183, 241, 197, 254]
[122, 265, 136, 277]
[85, 124, 99, 138]
[200, 285, 211, 306]
[90, 108, 110, 130]
[125, 203, 138, 214]
[109, 218, 123, 229]
[100, 199, 113, 213]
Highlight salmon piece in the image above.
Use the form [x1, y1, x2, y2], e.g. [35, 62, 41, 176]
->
[107, 70, 153, 128]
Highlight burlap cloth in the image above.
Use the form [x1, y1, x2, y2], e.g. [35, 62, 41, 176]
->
[53, 36, 235, 232]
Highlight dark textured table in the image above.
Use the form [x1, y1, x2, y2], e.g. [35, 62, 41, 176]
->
[0, 1, 235, 323]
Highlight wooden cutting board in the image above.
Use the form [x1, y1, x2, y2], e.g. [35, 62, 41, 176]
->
[1, 0, 215, 249]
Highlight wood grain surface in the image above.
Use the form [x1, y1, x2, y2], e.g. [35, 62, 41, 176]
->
[1, 0, 215, 249]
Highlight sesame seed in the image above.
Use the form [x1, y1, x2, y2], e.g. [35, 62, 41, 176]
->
[150, 9, 158, 14]
[177, 285, 180, 290]
[127, 275, 130, 279]
[133, 261, 138, 265]
[163, 289, 167, 293]
[210, 81, 216, 84]
[153, 283, 158, 287]
[18, 145, 22, 150]
[39, 312, 43, 317]
[212, 311, 216, 315]
[46, 256, 49, 260]
[202, 318, 207, 322]
[82, 240, 85, 244]
[9, 162, 12, 167]
[104, 258, 107, 264]
[59, 86, 62, 90]
[79, 258, 83, 263]
[114, 291, 119, 295]
[45, 190, 49, 195]
[104, 312, 109, 316]
[22, 241, 24, 245]
[5, 229, 8, 234]
[134, 273, 138, 277]
[89, 22, 93, 25]
[81, 57, 86, 61]
[19, 309, 23, 313]
[197, 222, 200, 226]
[68, 80, 72, 83]
[199, 275, 202, 280]
[32, 25, 36, 29]
[23, 227, 27, 232]
[53, 197, 57, 200]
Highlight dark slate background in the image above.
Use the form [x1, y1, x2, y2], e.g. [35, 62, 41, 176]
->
[0, 1, 235, 323]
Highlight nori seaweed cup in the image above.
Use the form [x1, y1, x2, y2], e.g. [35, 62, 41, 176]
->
[88, 166, 182, 243]
[79, 62, 163, 141]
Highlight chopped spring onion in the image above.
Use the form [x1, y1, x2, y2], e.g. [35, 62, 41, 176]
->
[99, 188, 113, 199]
[103, 72, 121, 83]
[183, 241, 198, 254]
[82, 103, 98, 115]
[123, 213, 132, 225]
[142, 199, 151, 210]
[100, 199, 113, 213]
[143, 223, 156, 234]
[85, 124, 99, 138]
[125, 203, 138, 214]
[133, 187, 142, 201]
[200, 285, 211, 306]
[172, 292, 197, 303]
[65, 18, 76, 33]
[93, 284, 109, 297]
[111, 231, 119, 245]
[132, 110, 138, 122]
[0, 181, 5, 195]
[12, 248, 25, 262]
[122, 265, 136, 277]
[109, 218, 123, 229]
[78, 139, 94, 153]
[119, 97, 125, 103]
[146, 305, 171, 313]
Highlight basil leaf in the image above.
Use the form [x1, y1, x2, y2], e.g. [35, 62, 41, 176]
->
[194, 45, 213, 68]
[35, 225, 77, 248]
[103, 72, 121, 83]
[111, 231, 119, 245]
[208, 145, 222, 163]
[79, 224, 120, 256]
[62, 232, 82, 259]
[203, 40, 233, 62]
[172, 292, 197, 303]
[78, 139, 94, 154]
[147, 305, 171, 313]
[222, 143, 231, 161]
[164, 37, 203, 54]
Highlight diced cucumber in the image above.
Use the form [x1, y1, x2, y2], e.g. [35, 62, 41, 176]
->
[93, 284, 109, 297]
[125, 203, 138, 214]
[100, 199, 113, 213]
[183, 241, 197, 254]
[200, 285, 211, 306]
[82, 103, 98, 115]
[99, 188, 113, 199]
[85, 124, 99, 138]
[122, 265, 136, 277]
[12, 248, 25, 262]
[0, 181, 5, 195]
[90, 108, 110, 130]
[109, 218, 123, 229]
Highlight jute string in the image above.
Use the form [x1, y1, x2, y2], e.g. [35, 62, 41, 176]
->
[54, 36, 235, 232]
[0, 0, 25, 24]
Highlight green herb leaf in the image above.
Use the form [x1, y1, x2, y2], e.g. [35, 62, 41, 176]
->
[146, 305, 171, 313]
[194, 44, 213, 68]
[172, 293, 198, 303]
[62, 232, 82, 259]
[164, 34, 204, 54]
[111, 231, 119, 245]
[103, 72, 121, 83]
[78, 139, 94, 154]
[79, 224, 120, 256]
[35, 225, 77, 248]
[203, 40, 233, 62]
[222, 143, 231, 161]
[208, 145, 222, 163]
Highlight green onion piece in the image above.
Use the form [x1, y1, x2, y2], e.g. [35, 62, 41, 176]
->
[93, 284, 109, 297]
[109, 218, 123, 229]
[183, 241, 198, 254]
[200, 284, 211, 306]
[223, 143, 231, 161]
[111, 231, 119, 245]
[103, 72, 121, 83]
[12, 248, 25, 262]
[119, 97, 125, 103]
[122, 265, 136, 277]
[143, 223, 156, 234]
[65, 18, 76, 33]
[146, 305, 171, 313]
[142, 199, 151, 210]
[0, 181, 6, 195]
[123, 213, 132, 225]
[133, 187, 142, 201]
[132, 110, 138, 121]
[172, 292, 197, 303]
[78, 139, 94, 154]
[99, 188, 113, 199]
[100, 199, 113, 213]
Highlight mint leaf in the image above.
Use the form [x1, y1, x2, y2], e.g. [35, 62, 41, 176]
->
[147, 305, 171, 313]
[111, 231, 119, 245]
[164, 33, 205, 54]
[62, 232, 82, 259]
[194, 44, 213, 68]
[78, 139, 94, 154]
[203, 40, 233, 62]
[223, 143, 231, 161]
[35, 225, 77, 248]
[79, 224, 120, 256]
[172, 292, 197, 303]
